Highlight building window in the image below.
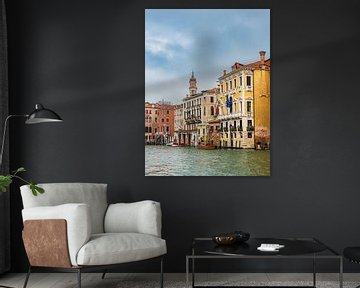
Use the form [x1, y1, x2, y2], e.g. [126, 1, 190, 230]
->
[145, 110, 148, 114]
[211, 106, 214, 115]
[204, 108, 206, 116]
[239, 76, 242, 87]
[246, 75, 251, 86]
[145, 127, 148, 133]
[248, 132, 252, 138]
[229, 97, 233, 113]
[166, 118, 169, 122]
[230, 80, 232, 90]
[248, 119, 252, 127]
[166, 126, 169, 132]
[149, 127, 152, 133]
[149, 116, 152, 122]
[167, 110, 169, 114]
[210, 96, 214, 103]
[221, 84, 223, 93]
[234, 79, 237, 87]
[162, 119, 164, 123]
[226, 82, 228, 91]
[247, 101, 251, 113]
[155, 128, 157, 133]
[149, 110, 152, 114]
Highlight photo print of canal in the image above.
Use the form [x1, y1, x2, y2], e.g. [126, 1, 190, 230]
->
[145, 9, 270, 176]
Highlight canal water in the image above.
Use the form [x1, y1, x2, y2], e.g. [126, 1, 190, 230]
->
[145, 146, 270, 176]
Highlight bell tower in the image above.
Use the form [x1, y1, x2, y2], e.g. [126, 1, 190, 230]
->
[189, 71, 197, 96]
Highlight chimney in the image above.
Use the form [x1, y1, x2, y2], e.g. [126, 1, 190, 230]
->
[259, 51, 266, 65]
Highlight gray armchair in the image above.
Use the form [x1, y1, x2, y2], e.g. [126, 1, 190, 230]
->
[20, 183, 166, 288]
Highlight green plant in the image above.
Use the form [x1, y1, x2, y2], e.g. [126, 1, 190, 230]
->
[0, 167, 44, 196]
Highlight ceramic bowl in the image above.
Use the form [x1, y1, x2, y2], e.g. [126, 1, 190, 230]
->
[212, 234, 238, 245]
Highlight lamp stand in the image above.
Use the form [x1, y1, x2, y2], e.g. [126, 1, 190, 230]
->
[0, 114, 28, 169]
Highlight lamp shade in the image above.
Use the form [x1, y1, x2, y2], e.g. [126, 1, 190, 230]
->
[25, 104, 63, 124]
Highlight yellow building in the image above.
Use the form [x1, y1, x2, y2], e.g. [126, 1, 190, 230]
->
[218, 51, 270, 149]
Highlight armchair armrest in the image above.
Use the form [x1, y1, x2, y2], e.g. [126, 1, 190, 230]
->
[22, 203, 91, 266]
[104, 200, 162, 237]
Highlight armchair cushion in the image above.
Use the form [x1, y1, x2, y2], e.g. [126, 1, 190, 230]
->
[21, 183, 108, 234]
[76, 233, 167, 266]
[22, 203, 91, 266]
[104, 200, 162, 237]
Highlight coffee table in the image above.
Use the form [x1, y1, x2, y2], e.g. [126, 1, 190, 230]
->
[186, 237, 343, 288]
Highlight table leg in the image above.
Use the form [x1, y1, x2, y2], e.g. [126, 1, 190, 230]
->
[192, 257, 195, 288]
[313, 254, 316, 287]
[339, 257, 343, 288]
[186, 257, 189, 288]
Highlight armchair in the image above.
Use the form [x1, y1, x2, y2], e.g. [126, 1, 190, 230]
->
[20, 183, 166, 288]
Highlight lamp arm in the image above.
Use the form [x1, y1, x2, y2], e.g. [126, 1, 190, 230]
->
[0, 114, 28, 169]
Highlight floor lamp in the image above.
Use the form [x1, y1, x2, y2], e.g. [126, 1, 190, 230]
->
[0, 103, 62, 288]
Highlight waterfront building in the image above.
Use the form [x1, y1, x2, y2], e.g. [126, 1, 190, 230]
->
[145, 102, 158, 144]
[177, 72, 221, 147]
[218, 51, 270, 149]
[178, 72, 200, 146]
[174, 103, 184, 144]
[197, 88, 220, 147]
[145, 101, 175, 144]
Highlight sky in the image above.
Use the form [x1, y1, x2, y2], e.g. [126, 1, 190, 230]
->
[145, 9, 270, 104]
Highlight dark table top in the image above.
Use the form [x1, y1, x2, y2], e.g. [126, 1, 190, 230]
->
[191, 238, 340, 257]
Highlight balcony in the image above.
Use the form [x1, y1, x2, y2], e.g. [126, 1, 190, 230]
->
[230, 125, 236, 132]
[237, 126, 243, 131]
[218, 113, 242, 121]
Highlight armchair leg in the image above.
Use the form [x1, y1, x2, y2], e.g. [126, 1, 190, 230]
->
[23, 266, 31, 288]
[77, 269, 81, 288]
[101, 270, 107, 279]
[160, 257, 164, 288]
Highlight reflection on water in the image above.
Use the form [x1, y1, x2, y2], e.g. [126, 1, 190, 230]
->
[145, 146, 270, 176]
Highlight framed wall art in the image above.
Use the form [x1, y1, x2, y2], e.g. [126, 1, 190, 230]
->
[145, 9, 270, 176]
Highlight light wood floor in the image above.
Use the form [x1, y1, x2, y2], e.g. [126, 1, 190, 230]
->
[0, 273, 359, 288]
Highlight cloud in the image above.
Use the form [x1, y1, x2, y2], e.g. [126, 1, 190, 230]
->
[145, 23, 193, 59]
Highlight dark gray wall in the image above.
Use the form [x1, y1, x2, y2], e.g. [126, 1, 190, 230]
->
[5, 0, 360, 273]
